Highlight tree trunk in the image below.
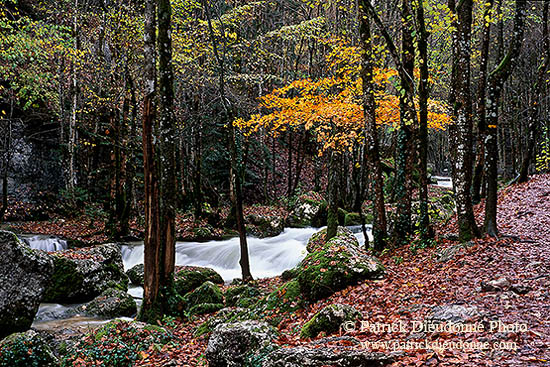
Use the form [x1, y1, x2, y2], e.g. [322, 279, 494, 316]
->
[416, 0, 433, 241]
[139, 0, 177, 323]
[326, 150, 340, 241]
[358, 0, 387, 251]
[484, 0, 528, 236]
[472, 0, 494, 204]
[519, 0, 549, 183]
[393, 0, 416, 246]
[448, 0, 480, 242]
[201, 0, 252, 281]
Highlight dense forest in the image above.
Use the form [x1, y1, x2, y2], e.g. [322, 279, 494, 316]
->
[0, 0, 549, 366]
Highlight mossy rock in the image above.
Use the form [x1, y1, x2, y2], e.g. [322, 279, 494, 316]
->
[126, 264, 144, 286]
[254, 279, 302, 314]
[225, 285, 263, 308]
[174, 266, 224, 297]
[0, 330, 59, 367]
[79, 288, 137, 318]
[42, 254, 85, 303]
[299, 227, 384, 302]
[344, 212, 361, 226]
[194, 307, 253, 337]
[181, 281, 224, 313]
[281, 267, 298, 280]
[189, 303, 224, 316]
[192, 224, 215, 240]
[337, 208, 348, 225]
[300, 304, 361, 339]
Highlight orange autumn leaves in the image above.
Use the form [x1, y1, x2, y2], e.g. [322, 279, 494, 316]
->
[234, 43, 452, 155]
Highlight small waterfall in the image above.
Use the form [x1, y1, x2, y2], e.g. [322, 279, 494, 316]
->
[19, 235, 68, 251]
[121, 226, 373, 281]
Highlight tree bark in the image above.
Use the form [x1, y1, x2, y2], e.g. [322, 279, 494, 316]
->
[358, 0, 387, 251]
[472, 0, 494, 203]
[448, 0, 480, 242]
[416, 0, 433, 241]
[139, 0, 177, 323]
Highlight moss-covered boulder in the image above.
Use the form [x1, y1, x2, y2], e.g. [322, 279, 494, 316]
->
[225, 285, 263, 308]
[126, 264, 144, 286]
[300, 304, 361, 339]
[255, 279, 302, 314]
[194, 307, 253, 337]
[192, 224, 215, 240]
[174, 266, 224, 297]
[181, 281, 224, 314]
[42, 243, 128, 303]
[0, 330, 59, 367]
[281, 267, 299, 280]
[245, 214, 284, 238]
[205, 320, 278, 367]
[0, 231, 53, 339]
[287, 192, 326, 228]
[77, 288, 137, 318]
[299, 227, 384, 302]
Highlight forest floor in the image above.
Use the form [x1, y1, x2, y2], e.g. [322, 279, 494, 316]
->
[132, 174, 550, 366]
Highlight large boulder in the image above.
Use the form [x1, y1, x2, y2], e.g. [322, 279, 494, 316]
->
[181, 281, 224, 315]
[126, 263, 144, 286]
[245, 214, 284, 238]
[0, 231, 53, 338]
[42, 243, 128, 303]
[174, 266, 224, 297]
[298, 227, 384, 301]
[225, 285, 263, 308]
[261, 347, 393, 367]
[76, 288, 137, 318]
[300, 304, 361, 339]
[206, 320, 277, 367]
[287, 192, 326, 228]
[0, 330, 59, 366]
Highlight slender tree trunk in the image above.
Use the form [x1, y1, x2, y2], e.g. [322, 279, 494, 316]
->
[416, 0, 433, 241]
[484, 0, 527, 236]
[393, 0, 416, 246]
[358, 0, 387, 251]
[326, 150, 340, 240]
[449, 0, 480, 242]
[472, 0, 494, 203]
[519, 0, 549, 183]
[202, 0, 252, 281]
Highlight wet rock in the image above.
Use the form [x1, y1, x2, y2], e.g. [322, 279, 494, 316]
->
[181, 281, 224, 315]
[174, 266, 224, 296]
[428, 304, 482, 323]
[298, 227, 384, 301]
[0, 329, 59, 366]
[206, 320, 277, 367]
[246, 214, 285, 238]
[225, 285, 263, 308]
[126, 264, 144, 286]
[0, 230, 54, 338]
[42, 243, 128, 303]
[287, 192, 326, 228]
[436, 241, 475, 262]
[261, 347, 393, 367]
[77, 288, 137, 318]
[480, 278, 511, 292]
[300, 304, 361, 339]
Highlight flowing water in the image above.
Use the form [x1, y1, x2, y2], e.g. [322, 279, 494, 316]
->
[433, 176, 453, 189]
[27, 225, 372, 330]
[19, 234, 68, 251]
